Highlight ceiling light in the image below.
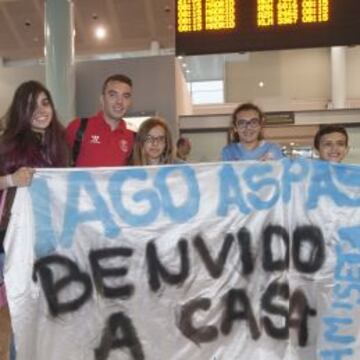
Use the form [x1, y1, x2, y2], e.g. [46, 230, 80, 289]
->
[258, 81, 264, 88]
[95, 26, 107, 40]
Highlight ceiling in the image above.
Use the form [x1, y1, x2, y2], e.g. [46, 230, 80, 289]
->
[0, 0, 175, 61]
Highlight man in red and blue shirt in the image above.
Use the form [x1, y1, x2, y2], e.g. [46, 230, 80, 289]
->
[66, 74, 135, 167]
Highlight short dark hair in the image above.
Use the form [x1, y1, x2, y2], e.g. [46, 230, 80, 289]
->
[102, 74, 132, 94]
[176, 137, 190, 148]
[314, 125, 348, 150]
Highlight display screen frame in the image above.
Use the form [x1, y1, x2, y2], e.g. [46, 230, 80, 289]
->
[176, 0, 360, 55]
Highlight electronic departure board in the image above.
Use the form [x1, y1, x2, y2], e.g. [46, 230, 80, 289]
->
[176, 0, 360, 55]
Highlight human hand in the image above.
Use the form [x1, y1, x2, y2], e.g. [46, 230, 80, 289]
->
[11, 167, 36, 187]
[259, 152, 274, 161]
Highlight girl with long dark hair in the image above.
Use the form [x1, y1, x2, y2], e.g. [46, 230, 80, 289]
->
[0, 80, 70, 359]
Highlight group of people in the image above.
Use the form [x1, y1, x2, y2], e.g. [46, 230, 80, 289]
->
[0, 73, 350, 359]
[0, 74, 194, 359]
[221, 101, 349, 163]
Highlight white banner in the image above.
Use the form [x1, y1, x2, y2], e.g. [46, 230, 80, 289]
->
[4, 159, 360, 360]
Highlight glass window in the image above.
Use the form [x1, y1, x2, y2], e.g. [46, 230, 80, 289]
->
[188, 80, 224, 104]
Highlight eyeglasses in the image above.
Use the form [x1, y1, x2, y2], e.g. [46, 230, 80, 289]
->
[235, 118, 261, 129]
[144, 135, 166, 144]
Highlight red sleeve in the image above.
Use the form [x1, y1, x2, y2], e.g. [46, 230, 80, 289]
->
[66, 118, 81, 148]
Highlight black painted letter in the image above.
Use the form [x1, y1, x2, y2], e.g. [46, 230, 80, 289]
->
[236, 227, 254, 275]
[193, 233, 234, 278]
[146, 239, 189, 292]
[263, 225, 289, 272]
[177, 297, 218, 344]
[33, 254, 92, 317]
[89, 247, 134, 299]
[95, 312, 144, 360]
[292, 225, 325, 273]
[221, 289, 260, 340]
[261, 281, 289, 340]
[289, 289, 317, 346]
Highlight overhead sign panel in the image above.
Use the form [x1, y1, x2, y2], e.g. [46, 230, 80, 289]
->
[176, 0, 360, 55]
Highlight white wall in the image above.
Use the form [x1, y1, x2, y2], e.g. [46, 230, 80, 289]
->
[175, 58, 193, 121]
[280, 48, 330, 101]
[224, 47, 360, 111]
[225, 51, 282, 104]
[0, 62, 45, 118]
[345, 126, 360, 164]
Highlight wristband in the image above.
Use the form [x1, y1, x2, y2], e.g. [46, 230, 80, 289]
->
[5, 174, 15, 188]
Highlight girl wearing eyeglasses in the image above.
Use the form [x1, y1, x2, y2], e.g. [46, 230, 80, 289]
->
[130, 117, 177, 165]
[221, 102, 283, 161]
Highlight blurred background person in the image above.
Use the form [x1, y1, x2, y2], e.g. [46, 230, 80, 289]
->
[176, 136, 191, 162]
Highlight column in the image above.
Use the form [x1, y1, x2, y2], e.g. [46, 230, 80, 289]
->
[330, 46, 346, 109]
[44, 0, 75, 124]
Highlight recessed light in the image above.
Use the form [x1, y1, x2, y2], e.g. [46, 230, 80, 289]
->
[258, 81, 264, 88]
[95, 26, 107, 40]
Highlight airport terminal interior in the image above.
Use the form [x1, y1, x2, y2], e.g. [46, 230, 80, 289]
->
[1, 0, 360, 359]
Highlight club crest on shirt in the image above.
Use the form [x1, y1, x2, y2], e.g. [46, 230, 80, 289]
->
[119, 139, 129, 153]
[90, 135, 101, 144]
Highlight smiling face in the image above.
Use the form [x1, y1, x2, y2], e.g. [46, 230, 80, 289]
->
[101, 80, 132, 125]
[318, 131, 348, 163]
[143, 125, 166, 164]
[234, 109, 263, 149]
[30, 92, 53, 133]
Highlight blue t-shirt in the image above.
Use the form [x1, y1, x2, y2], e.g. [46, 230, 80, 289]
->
[221, 141, 283, 161]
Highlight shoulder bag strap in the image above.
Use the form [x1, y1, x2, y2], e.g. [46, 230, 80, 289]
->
[72, 117, 89, 166]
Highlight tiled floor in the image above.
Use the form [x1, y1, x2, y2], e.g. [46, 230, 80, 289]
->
[0, 306, 11, 360]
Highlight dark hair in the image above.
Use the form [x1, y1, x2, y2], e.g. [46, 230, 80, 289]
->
[0, 80, 69, 173]
[176, 137, 190, 148]
[313, 125, 349, 150]
[102, 74, 132, 94]
[131, 117, 174, 165]
[231, 102, 265, 142]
